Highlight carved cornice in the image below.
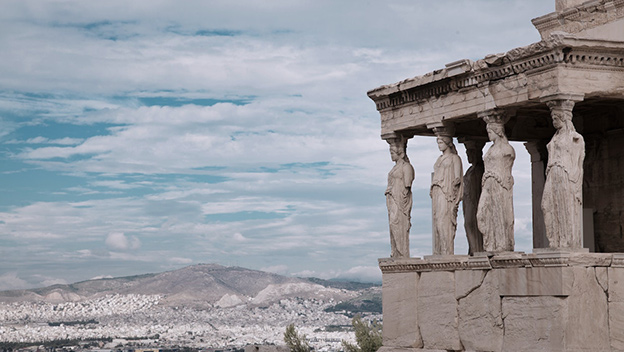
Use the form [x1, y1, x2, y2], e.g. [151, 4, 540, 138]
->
[378, 253, 621, 273]
[532, 0, 624, 39]
[490, 257, 533, 269]
[367, 35, 624, 113]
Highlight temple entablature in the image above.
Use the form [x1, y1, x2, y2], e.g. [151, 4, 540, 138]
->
[368, 34, 624, 141]
[535, 0, 624, 41]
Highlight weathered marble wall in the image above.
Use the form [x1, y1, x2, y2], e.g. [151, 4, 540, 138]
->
[583, 107, 624, 252]
[379, 253, 624, 352]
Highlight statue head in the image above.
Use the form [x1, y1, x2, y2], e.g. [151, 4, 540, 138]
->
[464, 140, 485, 165]
[486, 122, 506, 141]
[551, 109, 573, 130]
[388, 135, 408, 163]
[547, 99, 576, 131]
[437, 136, 456, 154]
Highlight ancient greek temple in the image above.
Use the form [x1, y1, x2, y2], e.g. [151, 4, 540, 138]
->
[368, 1, 624, 351]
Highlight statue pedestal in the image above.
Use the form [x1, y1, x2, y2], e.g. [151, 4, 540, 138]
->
[379, 252, 620, 352]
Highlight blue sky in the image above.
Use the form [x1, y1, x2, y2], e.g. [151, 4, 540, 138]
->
[0, 0, 555, 290]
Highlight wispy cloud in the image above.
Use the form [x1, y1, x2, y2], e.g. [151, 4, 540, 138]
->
[0, 0, 552, 287]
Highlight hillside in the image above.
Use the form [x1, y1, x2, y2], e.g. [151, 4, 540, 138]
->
[0, 264, 382, 350]
[0, 264, 378, 308]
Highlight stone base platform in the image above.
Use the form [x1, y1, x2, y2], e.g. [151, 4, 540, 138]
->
[379, 252, 624, 352]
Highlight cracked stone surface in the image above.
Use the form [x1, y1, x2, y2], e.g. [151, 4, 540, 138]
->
[610, 302, 624, 351]
[455, 269, 486, 300]
[382, 271, 422, 348]
[418, 271, 461, 351]
[502, 296, 567, 352]
[609, 268, 624, 350]
[458, 270, 503, 352]
[565, 267, 610, 351]
[498, 266, 572, 296]
[596, 266, 608, 292]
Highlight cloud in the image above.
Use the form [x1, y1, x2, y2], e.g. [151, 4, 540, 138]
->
[5, 137, 84, 145]
[168, 257, 193, 265]
[0, 0, 549, 286]
[105, 232, 141, 251]
[261, 265, 289, 275]
[336, 266, 382, 283]
[232, 232, 247, 242]
[292, 265, 381, 283]
[0, 272, 29, 291]
[40, 278, 69, 287]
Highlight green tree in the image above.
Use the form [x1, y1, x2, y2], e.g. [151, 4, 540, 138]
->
[284, 323, 311, 352]
[342, 315, 383, 352]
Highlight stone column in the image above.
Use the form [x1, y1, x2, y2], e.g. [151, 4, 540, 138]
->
[427, 123, 463, 255]
[461, 139, 485, 255]
[540, 94, 585, 249]
[524, 141, 548, 249]
[476, 110, 516, 252]
[384, 133, 415, 258]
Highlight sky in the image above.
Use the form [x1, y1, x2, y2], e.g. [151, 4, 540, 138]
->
[0, 0, 556, 290]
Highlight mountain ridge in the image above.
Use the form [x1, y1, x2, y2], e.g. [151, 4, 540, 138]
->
[0, 263, 380, 308]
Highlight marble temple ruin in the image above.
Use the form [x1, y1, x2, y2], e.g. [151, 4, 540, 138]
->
[368, 0, 624, 351]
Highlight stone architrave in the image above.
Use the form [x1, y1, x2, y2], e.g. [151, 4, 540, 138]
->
[430, 125, 463, 255]
[385, 135, 415, 258]
[541, 96, 585, 249]
[476, 110, 515, 252]
[462, 140, 485, 255]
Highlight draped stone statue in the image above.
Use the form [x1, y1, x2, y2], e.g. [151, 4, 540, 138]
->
[542, 99, 585, 248]
[385, 135, 415, 258]
[477, 113, 516, 252]
[462, 140, 485, 255]
[431, 136, 463, 255]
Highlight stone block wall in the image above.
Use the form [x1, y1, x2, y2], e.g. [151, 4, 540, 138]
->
[379, 253, 624, 352]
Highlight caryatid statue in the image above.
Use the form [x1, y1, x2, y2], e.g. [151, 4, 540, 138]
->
[477, 111, 516, 252]
[462, 139, 486, 255]
[542, 98, 585, 249]
[430, 129, 463, 255]
[385, 135, 415, 258]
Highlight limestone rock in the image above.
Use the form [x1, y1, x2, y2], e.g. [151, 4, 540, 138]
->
[455, 269, 486, 300]
[609, 267, 624, 303]
[417, 271, 461, 350]
[502, 296, 567, 352]
[382, 272, 422, 348]
[610, 302, 624, 351]
[565, 267, 609, 351]
[609, 268, 624, 350]
[596, 266, 608, 292]
[569, 252, 612, 266]
[458, 271, 503, 352]
[498, 267, 572, 296]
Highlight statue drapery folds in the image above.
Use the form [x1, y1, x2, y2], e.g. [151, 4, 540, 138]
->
[542, 99, 585, 249]
[431, 135, 463, 255]
[476, 113, 516, 252]
[385, 135, 415, 258]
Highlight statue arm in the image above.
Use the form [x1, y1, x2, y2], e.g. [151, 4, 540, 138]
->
[402, 164, 415, 189]
[452, 155, 463, 204]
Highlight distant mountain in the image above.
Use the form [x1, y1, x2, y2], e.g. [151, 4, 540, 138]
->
[0, 264, 379, 309]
